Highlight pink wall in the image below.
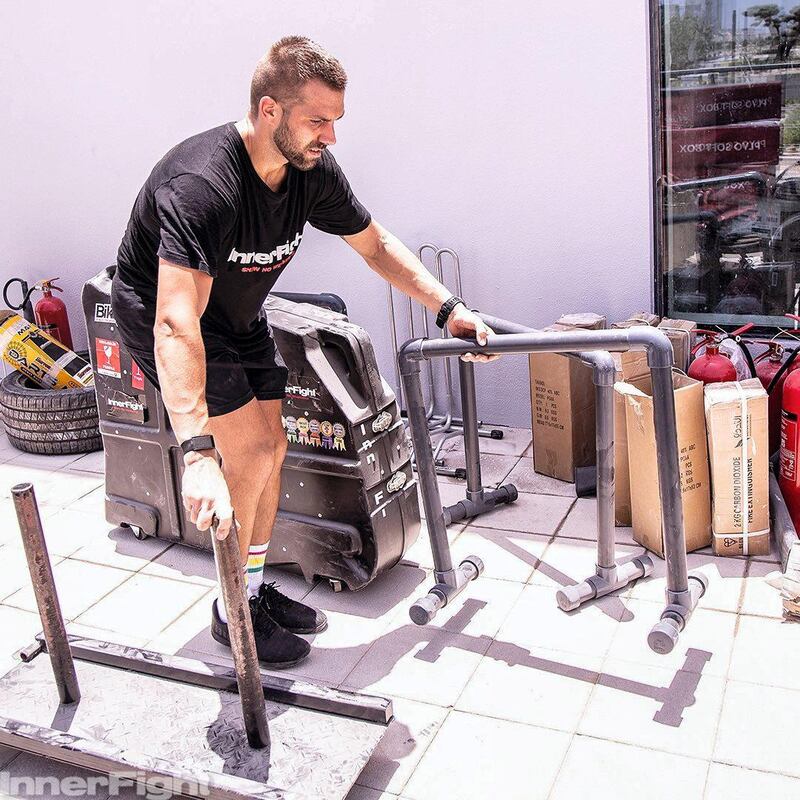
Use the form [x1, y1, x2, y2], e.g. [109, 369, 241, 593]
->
[1, 1, 653, 425]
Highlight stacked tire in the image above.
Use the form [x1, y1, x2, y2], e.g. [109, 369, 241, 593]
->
[0, 369, 101, 455]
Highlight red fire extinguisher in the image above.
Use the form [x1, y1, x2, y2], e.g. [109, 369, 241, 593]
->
[33, 278, 73, 351]
[762, 314, 800, 456]
[755, 342, 786, 454]
[688, 331, 737, 385]
[779, 365, 800, 530]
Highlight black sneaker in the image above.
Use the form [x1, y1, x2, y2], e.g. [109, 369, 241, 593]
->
[210, 597, 310, 669]
[257, 582, 328, 634]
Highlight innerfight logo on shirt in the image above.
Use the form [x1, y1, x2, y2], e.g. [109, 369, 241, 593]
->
[227, 231, 303, 272]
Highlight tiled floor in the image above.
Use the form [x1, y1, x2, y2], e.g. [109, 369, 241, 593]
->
[0, 427, 798, 799]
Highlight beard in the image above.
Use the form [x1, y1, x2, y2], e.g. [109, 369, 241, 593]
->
[273, 118, 324, 171]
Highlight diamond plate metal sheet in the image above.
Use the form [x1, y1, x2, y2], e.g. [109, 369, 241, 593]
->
[0, 657, 385, 799]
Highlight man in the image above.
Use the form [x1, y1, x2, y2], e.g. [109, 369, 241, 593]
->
[112, 36, 495, 668]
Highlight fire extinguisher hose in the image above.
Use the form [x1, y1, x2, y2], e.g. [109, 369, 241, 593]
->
[767, 346, 800, 394]
[731, 337, 757, 378]
[2, 278, 36, 314]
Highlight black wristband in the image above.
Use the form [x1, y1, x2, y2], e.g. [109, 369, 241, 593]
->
[180, 435, 216, 456]
[435, 296, 465, 329]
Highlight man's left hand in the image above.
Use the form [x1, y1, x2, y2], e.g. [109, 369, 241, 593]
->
[446, 305, 500, 363]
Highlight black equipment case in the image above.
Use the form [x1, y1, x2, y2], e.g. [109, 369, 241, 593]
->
[81, 267, 420, 590]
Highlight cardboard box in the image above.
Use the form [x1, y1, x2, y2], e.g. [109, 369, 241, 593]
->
[556, 313, 606, 330]
[529, 321, 602, 482]
[704, 379, 770, 557]
[612, 351, 650, 526]
[658, 318, 697, 372]
[617, 372, 712, 557]
[611, 313, 660, 329]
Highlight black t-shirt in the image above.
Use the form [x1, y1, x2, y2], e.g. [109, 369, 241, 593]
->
[112, 122, 370, 351]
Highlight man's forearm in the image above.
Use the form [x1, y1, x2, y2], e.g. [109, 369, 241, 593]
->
[364, 229, 453, 314]
[154, 320, 211, 443]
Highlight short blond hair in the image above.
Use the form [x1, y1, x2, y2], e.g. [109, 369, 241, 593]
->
[250, 36, 347, 114]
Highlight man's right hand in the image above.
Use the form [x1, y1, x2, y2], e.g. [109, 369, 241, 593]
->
[181, 453, 233, 539]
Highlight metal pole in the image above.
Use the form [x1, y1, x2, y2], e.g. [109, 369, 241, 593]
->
[211, 519, 270, 750]
[400, 359, 454, 575]
[650, 365, 690, 598]
[458, 360, 484, 502]
[12, 483, 80, 705]
[594, 376, 616, 571]
[386, 283, 404, 410]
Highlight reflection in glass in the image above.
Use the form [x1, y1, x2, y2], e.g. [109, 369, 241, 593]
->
[658, 1, 800, 327]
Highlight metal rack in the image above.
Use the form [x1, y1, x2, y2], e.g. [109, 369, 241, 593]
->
[387, 244, 502, 478]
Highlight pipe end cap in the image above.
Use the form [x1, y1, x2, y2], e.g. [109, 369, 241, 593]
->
[409, 595, 439, 626]
[648, 619, 680, 654]
[461, 555, 485, 578]
[635, 555, 656, 578]
[556, 586, 582, 612]
[688, 569, 710, 595]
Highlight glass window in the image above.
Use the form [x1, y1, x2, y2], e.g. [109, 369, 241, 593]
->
[655, 1, 800, 328]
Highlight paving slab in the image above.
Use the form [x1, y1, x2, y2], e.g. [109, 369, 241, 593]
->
[403, 711, 570, 800]
[549, 736, 708, 800]
[714, 680, 800, 778]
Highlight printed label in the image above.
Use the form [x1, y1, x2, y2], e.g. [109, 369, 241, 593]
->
[106, 390, 146, 423]
[95, 338, 121, 378]
[94, 303, 116, 324]
[780, 411, 798, 483]
[131, 358, 145, 391]
[533, 379, 565, 431]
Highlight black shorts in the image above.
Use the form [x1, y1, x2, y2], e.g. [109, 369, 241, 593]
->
[126, 324, 288, 418]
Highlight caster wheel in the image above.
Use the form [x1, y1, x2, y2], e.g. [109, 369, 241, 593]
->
[329, 579, 344, 593]
[131, 527, 147, 541]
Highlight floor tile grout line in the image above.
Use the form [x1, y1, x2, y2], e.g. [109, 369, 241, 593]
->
[738, 557, 755, 615]
[551, 497, 578, 538]
[708, 756, 800, 781]
[394, 705, 456, 799]
[699, 760, 715, 800]
[59, 566, 142, 628]
[142, 584, 217, 651]
[705, 562, 754, 770]
[559, 730, 715, 763]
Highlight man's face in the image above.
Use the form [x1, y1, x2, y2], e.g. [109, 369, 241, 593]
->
[272, 80, 345, 171]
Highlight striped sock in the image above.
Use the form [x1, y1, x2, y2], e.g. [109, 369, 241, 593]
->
[245, 542, 269, 597]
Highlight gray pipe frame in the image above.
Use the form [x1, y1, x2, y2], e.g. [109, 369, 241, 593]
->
[477, 315, 652, 608]
[399, 324, 705, 649]
[12, 483, 80, 705]
[440, 359, 518, 527]
[458, 359, 484, 502]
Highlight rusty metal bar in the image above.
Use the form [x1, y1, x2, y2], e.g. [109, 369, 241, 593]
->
[12, 482, 80, 705]
[210, 518, 270, 750]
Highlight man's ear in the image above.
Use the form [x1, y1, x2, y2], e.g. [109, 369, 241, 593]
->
[258, 95, 279, 121]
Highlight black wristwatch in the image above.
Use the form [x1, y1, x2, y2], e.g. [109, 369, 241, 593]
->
[435, 295, 465, 329]
[180, 435, 216, 457]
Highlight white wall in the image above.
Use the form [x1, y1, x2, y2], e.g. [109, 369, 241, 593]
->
[1, 1, 654, 425]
